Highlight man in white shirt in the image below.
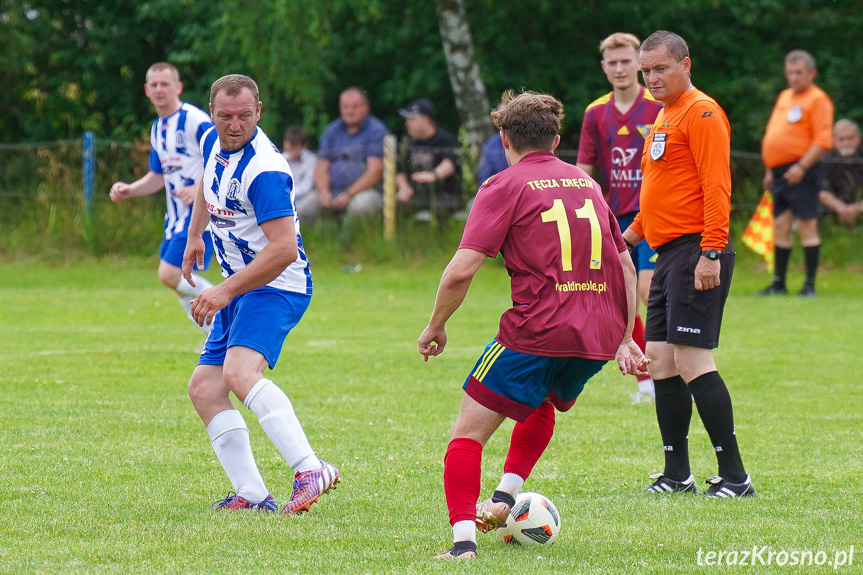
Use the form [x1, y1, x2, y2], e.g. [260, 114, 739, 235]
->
[110, 62, 215, 334]
[183, 74, 340, 515]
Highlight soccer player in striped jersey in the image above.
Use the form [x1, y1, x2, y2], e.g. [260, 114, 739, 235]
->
[577, 33, 663, 404]
[183, 74, 339, 515]
[110, 62, 216, 335]
[419, 90, 648, 559]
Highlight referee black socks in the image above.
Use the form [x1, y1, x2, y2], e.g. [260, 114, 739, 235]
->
[689, 371, 747, 483]
[654, 375, 693, 482]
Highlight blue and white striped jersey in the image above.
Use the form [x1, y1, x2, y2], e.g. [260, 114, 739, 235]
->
[201, 126, 312, 295]
[148, 103, 213, 239]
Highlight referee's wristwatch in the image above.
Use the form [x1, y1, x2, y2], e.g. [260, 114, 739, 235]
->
[701, 249, 721, 260]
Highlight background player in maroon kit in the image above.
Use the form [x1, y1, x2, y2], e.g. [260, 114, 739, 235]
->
[577, 32, 663, 404]
[418, 90, 649, 560]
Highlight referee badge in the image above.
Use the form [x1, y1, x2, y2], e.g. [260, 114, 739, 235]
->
[787, 106, 803, 123]
[650, 132, 667, 161]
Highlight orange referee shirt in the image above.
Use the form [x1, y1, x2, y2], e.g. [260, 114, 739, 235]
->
[630, 88, 731, 251]
[762, 86, 833, 168]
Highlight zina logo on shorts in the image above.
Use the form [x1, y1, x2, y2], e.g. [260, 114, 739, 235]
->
[676, 325, 702, 334]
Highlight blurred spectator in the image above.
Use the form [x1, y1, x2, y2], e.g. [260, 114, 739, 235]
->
[478, 130, 507, 184]
[282, 126, 318, 222]
[760, 49, 834, 297]
[819, 119, 863, 227]
[396, 98, 463, 220]
[314, 87, 387, 220]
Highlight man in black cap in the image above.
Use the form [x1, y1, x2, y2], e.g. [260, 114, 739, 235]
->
[396, 98, 464, 220]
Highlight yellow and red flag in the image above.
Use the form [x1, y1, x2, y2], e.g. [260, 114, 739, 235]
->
[741, 191, 774, 272]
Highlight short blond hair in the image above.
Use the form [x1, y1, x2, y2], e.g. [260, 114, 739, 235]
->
[599, 33, 641, 55]
[146, 62, 180, 83]
[210, 74, 260, 105]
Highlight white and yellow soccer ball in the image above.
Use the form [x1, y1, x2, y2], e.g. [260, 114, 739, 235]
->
[497, 492, 561, 546]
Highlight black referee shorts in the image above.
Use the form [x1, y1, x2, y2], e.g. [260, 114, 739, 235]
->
[644, 233, 734, 349]
[771, 162, 824, 220]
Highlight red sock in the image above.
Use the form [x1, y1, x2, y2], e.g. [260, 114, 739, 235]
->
[503, 401, 555, 479]
[633, 314, 651, 382]
[633, 314, 647, 353]
[443, 438, 483, 525]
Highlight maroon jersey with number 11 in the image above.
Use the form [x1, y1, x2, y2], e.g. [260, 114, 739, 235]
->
[460, 151, 628, 360]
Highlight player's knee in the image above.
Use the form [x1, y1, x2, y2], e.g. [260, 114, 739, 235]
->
[188, 374, 211, 407]
[221, 365, 258, 401]
[158, 265, 181, 290]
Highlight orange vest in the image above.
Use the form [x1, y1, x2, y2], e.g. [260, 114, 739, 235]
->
[762, 86, 833, 168]
[631, 89, 731, 251]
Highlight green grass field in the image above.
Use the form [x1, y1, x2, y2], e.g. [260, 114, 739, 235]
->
[0, 257, 860, 574]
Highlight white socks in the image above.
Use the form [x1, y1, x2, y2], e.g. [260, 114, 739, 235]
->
[638, 378, 656, 397]
[206, 410, 269, 503]
[243, 378, 321, 473]
[496, 472, 525, 498]
[453, 520, 476, 543]
[176, 275, 214, 334]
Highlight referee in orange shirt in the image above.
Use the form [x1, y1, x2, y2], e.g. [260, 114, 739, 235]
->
[623, 30, 754, 497]
[760, 50, 834, 297]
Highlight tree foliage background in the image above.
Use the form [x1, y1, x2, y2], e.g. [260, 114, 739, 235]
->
[2, 0, 862, 151]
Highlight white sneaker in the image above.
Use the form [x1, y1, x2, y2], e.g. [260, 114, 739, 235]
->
[631, 378, 655, 404]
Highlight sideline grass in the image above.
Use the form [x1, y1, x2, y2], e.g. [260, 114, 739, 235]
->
[0, 258, 860, 574]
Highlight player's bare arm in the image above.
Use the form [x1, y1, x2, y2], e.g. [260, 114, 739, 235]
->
[172, 183, 199, 206]
[190, 216, 297, 327]
[109, 171, 164, 201]
[181, 180, 208, 287]
[616, 249, 650, 376]
[419, 248, 486, 361]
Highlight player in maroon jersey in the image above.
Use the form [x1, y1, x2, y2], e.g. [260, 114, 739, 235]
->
[419, 89, 648, 560]
[577, 33, 663, 404]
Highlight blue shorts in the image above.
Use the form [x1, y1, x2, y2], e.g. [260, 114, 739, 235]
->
[463, 340, 607, 423]
[618, 213, 657, 272]
[160, 231, 214, 271]
[198, 287, 311, 369]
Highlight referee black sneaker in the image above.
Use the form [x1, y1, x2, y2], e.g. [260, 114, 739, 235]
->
[704, 474, 756, 498]
[644, 473, 697, 494]
[757, 283, 787, 296]
[798, 283, 816, 297]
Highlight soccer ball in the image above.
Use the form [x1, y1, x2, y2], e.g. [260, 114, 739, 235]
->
[497, 492, 561, 546]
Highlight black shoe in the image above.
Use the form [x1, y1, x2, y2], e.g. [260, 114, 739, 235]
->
[757, 283, 787, 296]
[644, 473, 697, 494]
[704, 474, 756, 498]
[798, 284, 816, 297]
[434, 541, 477, 560]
